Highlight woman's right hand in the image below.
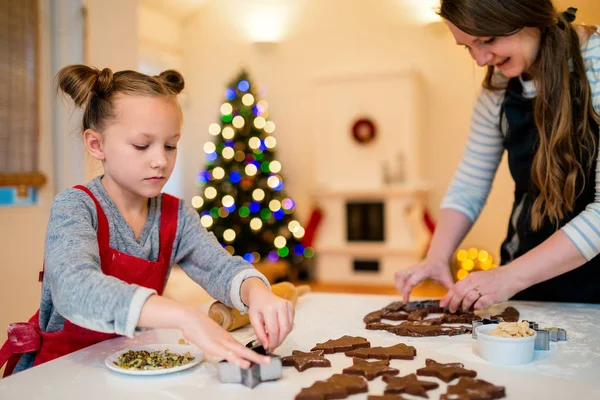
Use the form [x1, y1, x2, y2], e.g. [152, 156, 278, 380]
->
[394, 258, 455, 303]
[179, 308, 271, 369]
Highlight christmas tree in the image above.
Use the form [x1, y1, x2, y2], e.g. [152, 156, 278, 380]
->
[192, 70, 314, 278]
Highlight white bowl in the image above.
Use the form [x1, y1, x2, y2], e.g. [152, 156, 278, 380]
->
[475, 324, 536, 365]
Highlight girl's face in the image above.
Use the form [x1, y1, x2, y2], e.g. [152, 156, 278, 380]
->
[446, 21, 542, 78]
[90, 95, 181, 200]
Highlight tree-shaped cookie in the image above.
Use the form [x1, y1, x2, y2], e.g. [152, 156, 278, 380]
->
[311, 335, 371, 354]
[342, 358, 399, 381]
[345, 343, 417, 360]
[282, 350, 331, 372]
[416, 359, 477, 383]
[441, 377, 506, 399]
[382, 373, 439, 398]
[295, 374, 368, 400]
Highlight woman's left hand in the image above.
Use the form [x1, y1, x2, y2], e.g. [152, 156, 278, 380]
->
[439, 266, 522, 313]
[247, 285, 295, 351]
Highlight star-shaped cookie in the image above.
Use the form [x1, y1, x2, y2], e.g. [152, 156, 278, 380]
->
[311, 335, 371, 354]
[382, 373, 439, 398]
[345, 343, 417, 360]
[342, 357, 399, 381]
[441, 377, 506, 399]
[416, 359, 477, 383]
[282, 350, 331, 372]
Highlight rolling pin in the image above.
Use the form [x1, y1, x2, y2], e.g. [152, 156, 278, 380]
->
[208, 281, 311, 332]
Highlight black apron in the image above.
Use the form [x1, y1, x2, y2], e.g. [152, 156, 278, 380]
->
[500, 77, 600, 303]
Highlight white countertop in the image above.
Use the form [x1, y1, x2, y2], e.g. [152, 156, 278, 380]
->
[2, 292, 600, 399]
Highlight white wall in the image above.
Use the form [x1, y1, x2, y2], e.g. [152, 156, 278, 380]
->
[179, 0, 514, 259]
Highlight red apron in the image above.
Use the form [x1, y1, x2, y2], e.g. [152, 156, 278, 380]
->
[0, 185, 178, 377]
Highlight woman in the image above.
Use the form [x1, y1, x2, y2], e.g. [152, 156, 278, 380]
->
[395, 0, 600, 312]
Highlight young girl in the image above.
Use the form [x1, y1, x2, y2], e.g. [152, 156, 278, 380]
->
[0, 65, 294, 377]
[395, 1, 600, 311]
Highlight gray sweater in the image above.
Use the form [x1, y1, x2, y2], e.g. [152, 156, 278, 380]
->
[16, 176, 268, 372]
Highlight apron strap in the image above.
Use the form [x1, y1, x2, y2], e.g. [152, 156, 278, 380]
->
[39, 185, 110, 283]
[0, 318, 42, 378]
[156, 194, 179, 294]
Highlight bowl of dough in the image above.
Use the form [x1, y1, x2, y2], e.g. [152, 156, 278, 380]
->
[475, 321, 537, 365]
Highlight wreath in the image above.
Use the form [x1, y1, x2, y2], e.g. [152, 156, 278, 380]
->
[351, 118, 377, 144]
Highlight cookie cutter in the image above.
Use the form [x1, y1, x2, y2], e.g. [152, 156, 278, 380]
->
[472, 318, 503, 339]
[217, 340, 282, 388]
[527, 321, 567, 350]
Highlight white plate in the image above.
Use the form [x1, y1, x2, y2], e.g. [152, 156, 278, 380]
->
[105, 344, 204, 376]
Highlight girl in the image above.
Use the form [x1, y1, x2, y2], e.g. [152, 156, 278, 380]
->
[395, 1, 600, 312]
[0, 65, 294, 376]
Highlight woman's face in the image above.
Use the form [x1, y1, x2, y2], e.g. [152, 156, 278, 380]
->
[446, 21, 542, 78]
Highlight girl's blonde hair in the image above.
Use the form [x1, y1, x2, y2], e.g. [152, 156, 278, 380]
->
[56, 65, 185, 133]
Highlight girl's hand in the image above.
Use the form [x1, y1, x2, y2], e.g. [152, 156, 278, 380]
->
[440, 266, 521, 313]
[179, 308, 270, 369]
[245, 282, 294, 351]
[394, 258, 455, 303]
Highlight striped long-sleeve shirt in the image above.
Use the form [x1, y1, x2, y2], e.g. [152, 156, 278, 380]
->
[441, 27, 600, 261]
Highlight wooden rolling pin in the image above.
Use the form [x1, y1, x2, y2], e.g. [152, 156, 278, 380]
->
[208, 281, 311, 332]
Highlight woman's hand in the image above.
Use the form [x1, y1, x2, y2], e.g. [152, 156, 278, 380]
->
[439, 266, 522, 312]
[243, 280, 294, 351]
[395, 258, 454, 303]
[179, 307, 271, 369]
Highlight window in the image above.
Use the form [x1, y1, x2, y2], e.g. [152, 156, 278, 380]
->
[0, 0, 46, 204]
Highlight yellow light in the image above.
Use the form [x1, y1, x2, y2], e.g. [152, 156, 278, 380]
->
[223, 229, 236, 242]
[477, 250, 489, 262]
[488, 255, 494, 264]
[457, 268, 469, 280]
[253, 189, 265, 201]
[250, 218, 263, 230]
[292, 227, 305, 239]
[269, 200, 281, 212]
[208, 123, 221, 136]
[204, 187, 217, 199]
[467, 248, 479, 259]
[257, 100, 268, 110]
[222, 127, 235, 140]
[218, 208, 229, 218]
[264, 121, 276, 134]
[203, 142, 216, 154]
[461, 259, 475, 271]
[248, 137, 261, 150]
[480, 259, 492, 270]
[288, 220, 300, 233]
[456, 249, 468, 261]
[220, 103, 233, 115]
[245, 164, 258, 176]
[274, 236, 287, 248]
[234, 150, 246, 162]
[252, 252, 261, 263]
[242, 94, 255, 106]
[232, 116, 245, 129]
[264, 136, 277, 149]
[200, 215, 213, 228]
[222, 195, 235, 208]
[267, 176, 280, 188]
[269, 160, 281, 173]
[222, 147, 235, 159]
[254, 117, 266, 129]
[212, 167, 225, 180]
[225, 245, 235, 255]
[191, 196, 204, 209]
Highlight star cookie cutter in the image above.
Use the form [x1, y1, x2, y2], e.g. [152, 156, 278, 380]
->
[217, 339, 283, 388]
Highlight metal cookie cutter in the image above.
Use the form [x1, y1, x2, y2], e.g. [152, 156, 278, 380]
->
[528, 321, 567, 351]
[218, 340, 282, 389]
[472, 318, 503, 339]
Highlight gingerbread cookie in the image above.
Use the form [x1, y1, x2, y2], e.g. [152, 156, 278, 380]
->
[491, 307, 519, 323]
[364, 310, 386, 323]
[416, 359, 477, 383]
[441, 377, 506, 399]
[342, 357, 399, 381]
[403, 300, 444, 313]
[282, 350, 331, 372]
[311, 335, 371, 354]
[345, 343, 417, 360]
[383, 373, 439, 398]
[369, 322, 471, 337]
[296, 374, 368, 400]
